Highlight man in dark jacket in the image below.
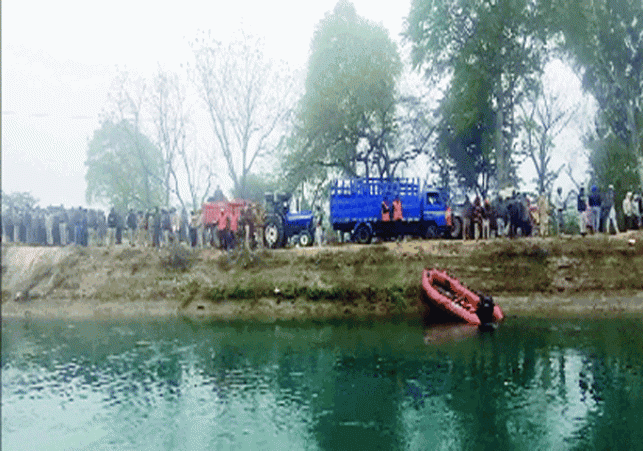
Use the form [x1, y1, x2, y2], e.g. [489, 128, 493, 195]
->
[126, 209, 137, 246]
[107, 207, 118, 247]
[588, 185, 601, 233]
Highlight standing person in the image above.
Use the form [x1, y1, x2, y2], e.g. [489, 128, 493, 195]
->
[604, 184, 620, 234]
[633, 193, 642, 229]
[212, 185, 226, 202]
[126, 209, 137, 246]
[73, 207, 82, 246]
[392, 195, 403, 241]
[97, 210, 107, 247]
[115, 209, 125, 245]
[462, 197, 473, 240]
[137, 211, 146, 247]
[381, 197, 390, 221]
[189, 210, 199, 248]
[52, 208, 61, 245]
[45, 207, 55, 246]
[2, 205, 14, 243]
[472, 196, 483, 240]
[588, 185, 601, 234]
[253, 203, 265, 248]
[87, 209, 97, 246]
[577, 187, 588, 236]
[622, 192, 633, 231]
[170, 208, 180, 244]
[160, 209, 170, 247]
[58, 207, 68, 246]
[152, 208, 162, 248]
[107, 207, 117, 247]
[24, 207, 34, 244]
[180, 208, 189, 245]
[315, 207, 324, 247]
[80, 208, 89, 246]
[554, 187, 565, 235]
[482, 199, 491, 239]
[537, 194, 550, 237]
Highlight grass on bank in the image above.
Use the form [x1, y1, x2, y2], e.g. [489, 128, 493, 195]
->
[153, 235, 643, 309]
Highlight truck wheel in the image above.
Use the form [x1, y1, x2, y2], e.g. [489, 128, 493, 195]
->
[354, 225, 372, 244]
[264, 217, 284, 248]
[450, 217, 463, 239]
[299, 231, 313, 247]
[425, 223, 438, 239]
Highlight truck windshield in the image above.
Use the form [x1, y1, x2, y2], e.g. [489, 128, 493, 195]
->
[426, 193, 439, 205]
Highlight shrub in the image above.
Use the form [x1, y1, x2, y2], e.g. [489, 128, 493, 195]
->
[161, 245, 195, 272]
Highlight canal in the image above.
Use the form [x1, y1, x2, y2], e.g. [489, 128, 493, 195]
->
[2, 315, 642, 450]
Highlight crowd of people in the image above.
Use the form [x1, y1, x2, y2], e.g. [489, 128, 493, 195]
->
[459, 185, 643, 240]
[0, 203, 267, 250]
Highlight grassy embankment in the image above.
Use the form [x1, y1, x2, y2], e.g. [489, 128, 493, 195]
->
[182, 235, 643, 307]
[3, 233, 643, 318]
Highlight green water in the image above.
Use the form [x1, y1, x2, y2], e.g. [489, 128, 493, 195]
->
[2, 316, 643, 450]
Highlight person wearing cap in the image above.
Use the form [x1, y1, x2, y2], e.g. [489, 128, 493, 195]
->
[604, 184, 620, 234]
[588, 185, 601, 233]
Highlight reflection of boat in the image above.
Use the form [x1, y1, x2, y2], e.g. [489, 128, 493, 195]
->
[421, 269, 504, 327]
[423, 323, 479, 345]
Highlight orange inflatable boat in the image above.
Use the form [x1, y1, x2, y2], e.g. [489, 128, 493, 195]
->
[421, 269, 504, 326]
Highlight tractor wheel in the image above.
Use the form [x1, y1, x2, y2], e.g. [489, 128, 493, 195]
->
[264, 216, 284, 248]
[425, 223, 438, 239]
[354, 224, 372, 244]
[299, 231, 313, 247]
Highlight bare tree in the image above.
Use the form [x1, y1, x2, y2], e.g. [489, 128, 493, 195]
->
[101, 71, 166, 209]
[520, 86, 579, 195]
[151, 67, 216, 211]
[191, 31, 295, 199]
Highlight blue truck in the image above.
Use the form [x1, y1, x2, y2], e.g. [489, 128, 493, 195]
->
[330, 178, 455, 243]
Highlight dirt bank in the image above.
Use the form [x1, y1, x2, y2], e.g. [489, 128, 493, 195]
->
[2, 231, 643, 320]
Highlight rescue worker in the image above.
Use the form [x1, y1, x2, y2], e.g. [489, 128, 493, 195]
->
[381, 197, 391, 221]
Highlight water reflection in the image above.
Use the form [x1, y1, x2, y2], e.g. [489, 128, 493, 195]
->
[2, 316, 643, 450]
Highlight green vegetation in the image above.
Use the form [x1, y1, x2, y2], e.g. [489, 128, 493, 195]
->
[167, 239, 643, 313]
[85, 120, 165, 211]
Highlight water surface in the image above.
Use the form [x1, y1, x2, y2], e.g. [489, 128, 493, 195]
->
[3, 316, 643, 450]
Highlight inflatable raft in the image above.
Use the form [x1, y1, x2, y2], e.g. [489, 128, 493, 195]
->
[421, 269, 504, 327]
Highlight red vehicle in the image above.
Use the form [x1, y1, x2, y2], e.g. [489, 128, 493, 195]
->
[202, 200, 246, 232]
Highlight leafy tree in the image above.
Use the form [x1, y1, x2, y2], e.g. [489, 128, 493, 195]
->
[1, 191, 39, 210]
[287, 0, 402, 185]
[85, 120, 165, 211]
[191, 31, 295, 199]
[229, 172, 281, 204]
[435, 59, 497, 194]
[587, 130, 641, 217]
[405, 0, 547, 192]
[550, 0, 643, 184]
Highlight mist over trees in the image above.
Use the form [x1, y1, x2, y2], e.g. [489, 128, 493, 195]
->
[85, 120, 165, 211]
[85, 0, 642, 212]
[191, 31, 296, 200]
[285, 0, 402, 185]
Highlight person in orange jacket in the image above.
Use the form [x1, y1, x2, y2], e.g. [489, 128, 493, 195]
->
[381, 197, 391, 221]
[392, 196, 403, 221]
